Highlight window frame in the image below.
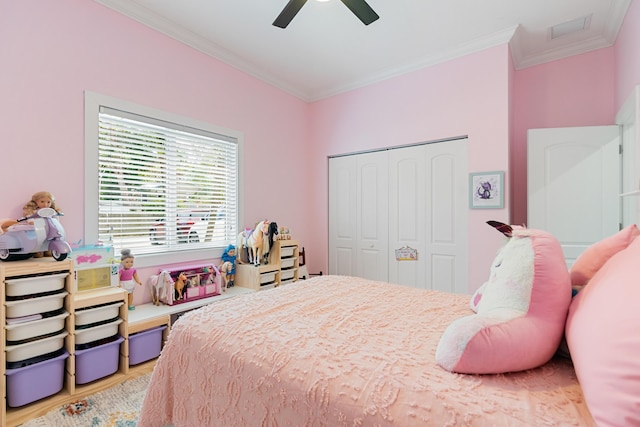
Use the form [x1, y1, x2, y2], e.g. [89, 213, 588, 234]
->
[84, 91, 244, 268]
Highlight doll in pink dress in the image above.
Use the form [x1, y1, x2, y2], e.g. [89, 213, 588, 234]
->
[119, 248, 142, 310]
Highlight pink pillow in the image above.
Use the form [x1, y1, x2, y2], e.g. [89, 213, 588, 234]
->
[570, 224, 640, 286]
[565, 237, 640, 426]
[436, 224, 571, 374]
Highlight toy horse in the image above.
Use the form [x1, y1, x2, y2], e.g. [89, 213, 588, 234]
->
[262, 221, 279, 264]
[238, 220, 270, 266]
[174, 272, 188, 301]
[148, 270, 174, 305]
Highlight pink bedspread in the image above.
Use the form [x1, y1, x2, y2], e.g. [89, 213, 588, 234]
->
[138, 275, 594, 427]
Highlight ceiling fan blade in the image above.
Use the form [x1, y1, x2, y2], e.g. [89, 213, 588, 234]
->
[340, 0, 379, 25]
[273, 0, 309, 28]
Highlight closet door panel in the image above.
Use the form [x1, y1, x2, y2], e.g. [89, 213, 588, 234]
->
[356, 151, 389, 282]
[329, 156, 357, 276]
[426, 140, 468, 293]
[389, 145, 426, 288]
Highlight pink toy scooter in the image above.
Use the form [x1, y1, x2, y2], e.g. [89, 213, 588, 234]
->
[0, 207, 72, 261]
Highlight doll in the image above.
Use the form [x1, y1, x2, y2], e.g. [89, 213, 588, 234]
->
[119, 248, 142, 310]
[218, 244, 240, 290]
[23, 191, 62, 216]
[1, 191, 64, 255]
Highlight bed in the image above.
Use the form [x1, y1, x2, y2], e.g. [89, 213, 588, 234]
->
[138, 275, 594, 427]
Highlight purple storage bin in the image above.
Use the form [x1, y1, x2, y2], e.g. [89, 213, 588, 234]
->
[129, 325, 166, 365]
[5, 350, 69, 407]
[75, 335, 124, 384]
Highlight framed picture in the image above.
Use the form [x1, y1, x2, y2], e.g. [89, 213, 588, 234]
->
[469, 171, 504, 209]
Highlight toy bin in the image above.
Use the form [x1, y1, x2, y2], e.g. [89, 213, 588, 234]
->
[5, 272, 68, 297]
[128, 325, 167, 365]
[5, 350, 69, 407]
[74, 335, 124, 384]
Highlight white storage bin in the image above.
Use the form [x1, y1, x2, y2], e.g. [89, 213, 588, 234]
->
[5, 311, 69, 342]
[5, 272, 68, 297]
[5, 291, 68, 319]
[75, 318, 123, 345]
[5, 331, 68, 362]
[281, 269, 295, 280]
[260, 272, 276, 284]
[280, 246, 295, 257]
[280, 258, 295, 269]
[75, 301, 123, 326]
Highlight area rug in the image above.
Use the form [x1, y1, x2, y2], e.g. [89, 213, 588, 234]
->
[21, 373, 151, 427]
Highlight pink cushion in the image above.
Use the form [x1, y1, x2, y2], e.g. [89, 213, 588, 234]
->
[436, 227, 571, 374]
[565, 237, 640, 426]
[570, 224, 640, 286]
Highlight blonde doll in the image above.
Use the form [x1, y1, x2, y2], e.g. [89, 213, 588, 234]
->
[23, 191, 62, 216]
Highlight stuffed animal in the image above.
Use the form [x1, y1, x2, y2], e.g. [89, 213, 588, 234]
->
[435, 221, 572, 374]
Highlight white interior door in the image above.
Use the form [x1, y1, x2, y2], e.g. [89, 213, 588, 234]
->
[528, 126, 621, 266]
[356, 151, 389, 281]
[388, 139, 468, 292]
[329, 138, 468, 291]
[328, 155, 357, 276]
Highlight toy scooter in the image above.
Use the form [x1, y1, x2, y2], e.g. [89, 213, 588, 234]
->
[0, 207, 72, 262]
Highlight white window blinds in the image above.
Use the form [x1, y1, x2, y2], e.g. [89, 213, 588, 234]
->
[97, 106, 238, 256]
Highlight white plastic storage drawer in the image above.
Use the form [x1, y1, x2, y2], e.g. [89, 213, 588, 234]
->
[281, 269, 295, 280]
[280, 257, 295, 269]
[280, 246, 295, 257]
[5, 272, 68, 297]
[260, 271, 276, 284]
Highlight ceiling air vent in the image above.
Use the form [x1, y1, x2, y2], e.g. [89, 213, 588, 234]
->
[549, 15, 591, 39]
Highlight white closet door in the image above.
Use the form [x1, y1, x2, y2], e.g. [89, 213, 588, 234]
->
[329, 139, 467, 291]
[356, 151, 389, 281]
[388, 145, 426, 287]
[328, 155, 357, 276]
[388, 140, 468, 292]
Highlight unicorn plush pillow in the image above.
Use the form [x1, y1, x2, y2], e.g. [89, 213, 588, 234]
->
[436, 221, 572, 374]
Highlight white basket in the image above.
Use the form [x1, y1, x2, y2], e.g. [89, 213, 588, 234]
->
[75, 302, 123, 326]
[281, 269, 295, 280]
[5, 331, 68, 362]
[260, 272, 276, 284]
[5, 272, 68, 297]
[280, 247, 295, 257]
[5, 291, 68, 319]
[5, 311, 69, 342]
[280, 258, 295, 269]
[75, 318, 123, 345]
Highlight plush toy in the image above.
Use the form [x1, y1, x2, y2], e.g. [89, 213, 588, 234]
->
[435, 221, 572, 374]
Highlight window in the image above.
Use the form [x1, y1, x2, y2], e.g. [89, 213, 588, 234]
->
[85, 92, 242, 266]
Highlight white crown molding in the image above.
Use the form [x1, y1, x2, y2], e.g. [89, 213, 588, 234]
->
[513, 35, 614, 70]
[309, 26, 519, 101]
[95, 0, 631, 101]
[510, 0, 631, 70]
[95, 0, 310, 100]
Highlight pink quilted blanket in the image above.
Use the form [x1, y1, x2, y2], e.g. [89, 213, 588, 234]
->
[138, 275, 594, 426]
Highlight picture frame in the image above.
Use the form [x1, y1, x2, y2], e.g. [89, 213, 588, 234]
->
[469, 171, 504, 209]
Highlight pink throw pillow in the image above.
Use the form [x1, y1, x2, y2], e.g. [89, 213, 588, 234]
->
[565, 237, 640, 426]
[569, 224, 640, 286]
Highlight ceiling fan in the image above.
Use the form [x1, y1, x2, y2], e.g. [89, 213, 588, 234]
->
[273, 0, 379, 29]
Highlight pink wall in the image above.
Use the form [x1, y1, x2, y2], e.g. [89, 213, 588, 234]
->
[1, 1, 311, 304]
[3, 0, 638, 300]
[615, 0, 640, 110]
[511, 48, 617, 225]
[309, 45, 512, 291]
